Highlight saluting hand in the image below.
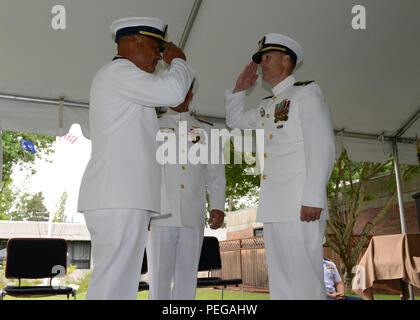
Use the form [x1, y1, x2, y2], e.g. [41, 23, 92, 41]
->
[233, 62, 259, 93]
[300, 205, 322, 223]
[208, 210, 225, 229]
[163, 42, 186, 64]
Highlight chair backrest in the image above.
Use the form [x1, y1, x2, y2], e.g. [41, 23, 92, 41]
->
[198, 236, 222, 272]
[5, 238, 68, 279]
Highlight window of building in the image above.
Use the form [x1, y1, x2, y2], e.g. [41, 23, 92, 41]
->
[254, 228, 264, 237]
[67, 241, 91, 269]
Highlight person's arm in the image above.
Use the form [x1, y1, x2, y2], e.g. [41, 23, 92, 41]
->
[225, 62, 259, 129]
[110, 59, 194, 108]
[335, 280, 346, 299]
[298, 84, 335, 222]
[110, 42, 193, 108]
[204, 127, 226, 229]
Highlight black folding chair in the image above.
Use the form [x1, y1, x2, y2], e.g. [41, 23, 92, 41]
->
[0, 238, 76, 300]
[137, 250, 149, 291]
[197, 236, 243, 300]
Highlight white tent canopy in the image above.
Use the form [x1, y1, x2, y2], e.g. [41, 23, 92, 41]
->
[0, 0, 419, 164]
[0, 0, 418, 299]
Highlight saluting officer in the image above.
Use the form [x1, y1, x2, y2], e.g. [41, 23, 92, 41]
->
[77, 17, 195, 300]
[225, 33, 335, 299]
[147, 84, 226, 300]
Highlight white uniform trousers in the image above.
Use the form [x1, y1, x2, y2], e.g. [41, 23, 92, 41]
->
[84, 209, 151, 300]
[263, 220, 327, 300]
[147, 225, 204, 300]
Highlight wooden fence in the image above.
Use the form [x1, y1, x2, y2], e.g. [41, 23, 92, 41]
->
[212, 235, 372, 291]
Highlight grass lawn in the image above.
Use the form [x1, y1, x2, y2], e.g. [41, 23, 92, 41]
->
[1, 288, 417, 300]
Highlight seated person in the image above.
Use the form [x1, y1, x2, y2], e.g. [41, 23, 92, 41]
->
[324, 258, 363, 300]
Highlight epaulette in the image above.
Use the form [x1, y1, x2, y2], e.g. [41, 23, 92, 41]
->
[194, 116, 214, 126]
[294, 80, 315, 86]
[262, 95, 274, 100]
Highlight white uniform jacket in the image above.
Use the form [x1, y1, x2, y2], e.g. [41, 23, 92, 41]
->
[225, 75, 335, 222]
[152, 110, 226, 227]
[78, 58, 195, 214]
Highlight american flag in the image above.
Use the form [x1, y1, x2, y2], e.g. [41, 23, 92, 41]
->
[60, 132, 79, 144]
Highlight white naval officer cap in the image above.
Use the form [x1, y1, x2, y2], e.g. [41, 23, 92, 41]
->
[252, 33, 304, 66]
[110, 17, 168, 51]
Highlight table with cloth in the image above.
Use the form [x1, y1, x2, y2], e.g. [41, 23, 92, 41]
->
[352, 234, 420, 300]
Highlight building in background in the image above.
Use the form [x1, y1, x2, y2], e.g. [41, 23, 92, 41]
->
[0, 221, 91, 269]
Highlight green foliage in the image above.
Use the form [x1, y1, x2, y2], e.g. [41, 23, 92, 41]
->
[7, 191, 49, 222]
[1, 131, 56, 186]
[53, 191, 68, 223]
[224, 140, 260, 211]
[73, 271, 91, 294]
[0, 131, 56, 221]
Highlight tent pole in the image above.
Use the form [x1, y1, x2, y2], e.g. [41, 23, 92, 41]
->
[392, 138, 415, 300]
[393, 139, 407, 234]
[0, 93, 89, 109]
[178, 0, 203, 50]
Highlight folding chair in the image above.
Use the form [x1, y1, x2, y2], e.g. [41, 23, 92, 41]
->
[137, 250, 149, 291]
[0, 238, 76, 300]
[197, 236, 243, 300]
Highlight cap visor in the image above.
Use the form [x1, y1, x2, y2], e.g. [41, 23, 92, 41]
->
[252, 52, 262, 64]
[159, 40, 167, 52]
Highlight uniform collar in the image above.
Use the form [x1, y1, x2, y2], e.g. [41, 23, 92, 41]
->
[271, 75, 295, 96]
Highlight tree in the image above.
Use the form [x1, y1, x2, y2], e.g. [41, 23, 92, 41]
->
[53, 191, 68, 223]
[325, 149, 419, 290]
[2, 131, 56, 185]
[0, 131, 56, 220]
[17, 192, 50, 221]
[224, 140, 260, 212]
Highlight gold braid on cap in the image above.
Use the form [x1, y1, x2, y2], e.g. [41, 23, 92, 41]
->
[258, 37, 266, 50]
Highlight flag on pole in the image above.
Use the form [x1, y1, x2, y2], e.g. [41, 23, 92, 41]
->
[20, 139, 36, 154]
[60, 132, 79, 144]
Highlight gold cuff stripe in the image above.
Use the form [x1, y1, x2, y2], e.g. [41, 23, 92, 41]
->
[139, 31, 164, 40]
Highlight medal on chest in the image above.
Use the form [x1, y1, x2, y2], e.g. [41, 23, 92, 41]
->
[274, 99, 291, 123]
[189, 126, 206, 144]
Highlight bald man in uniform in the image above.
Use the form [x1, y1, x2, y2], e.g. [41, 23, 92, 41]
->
[78, 17, 195, 300]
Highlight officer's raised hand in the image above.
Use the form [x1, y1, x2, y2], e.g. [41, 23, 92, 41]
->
[163, 42, 186, 64]
[233, 62, 259, 93]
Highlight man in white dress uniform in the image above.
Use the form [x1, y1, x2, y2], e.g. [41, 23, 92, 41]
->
[148, 85, 226, 300]
[225, 33, 335, 299]
[77, 17, 195, 300]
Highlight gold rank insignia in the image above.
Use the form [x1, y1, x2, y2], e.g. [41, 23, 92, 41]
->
[294, 80, 314, 86]
[274, 99, 290, 123]
[258, 36, 266, 50]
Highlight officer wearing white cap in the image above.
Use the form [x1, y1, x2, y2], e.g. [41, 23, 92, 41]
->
[225, 33, 335, 299]
[78, 17, 195, 300]
[147, 82, 226, 300]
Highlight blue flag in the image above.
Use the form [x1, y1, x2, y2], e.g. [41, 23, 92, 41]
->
[21, 139, 36, 154]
